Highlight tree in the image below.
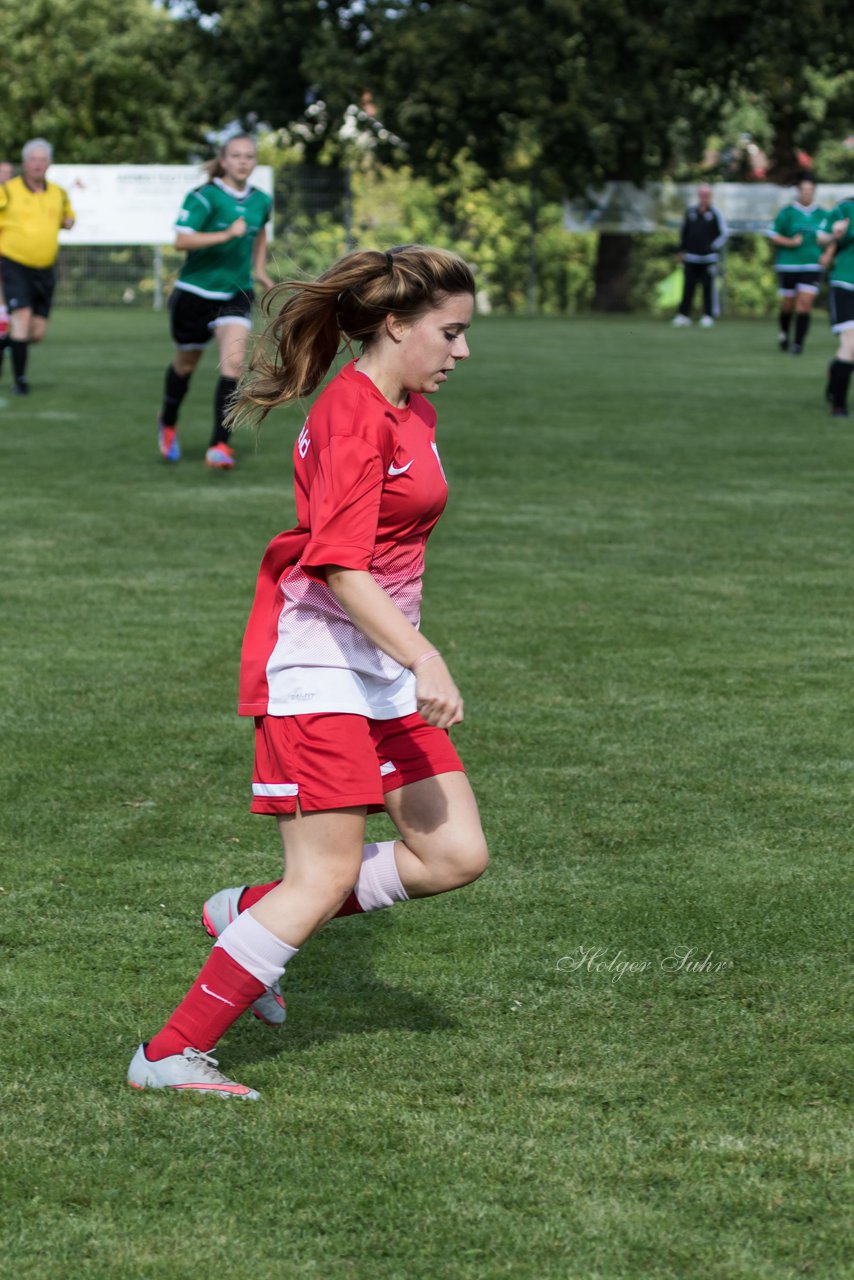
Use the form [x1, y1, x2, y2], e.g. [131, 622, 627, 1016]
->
[164, 0, 854, 308]
[357, 0, 853, 304]
[0, 0, 207, 162]
[165, 0, 368, 155]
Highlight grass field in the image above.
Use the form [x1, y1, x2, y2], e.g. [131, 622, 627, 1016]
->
[1, 310, 850, 1280]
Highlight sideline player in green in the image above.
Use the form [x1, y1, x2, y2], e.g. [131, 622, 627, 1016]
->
[767, 173, 827, 355]
[818, 197, 854, 418]
[157, 134, 273, 468]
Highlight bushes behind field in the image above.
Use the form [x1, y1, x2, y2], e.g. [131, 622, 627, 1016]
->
[270, 161, 785, 318]
[52, 156, 786, 318]
[632, 230, 779, 318]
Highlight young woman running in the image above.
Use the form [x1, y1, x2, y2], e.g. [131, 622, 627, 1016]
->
[130, 245, 489, 1098]
[768, 173, 826, 355]
[157, 134, 273, 469]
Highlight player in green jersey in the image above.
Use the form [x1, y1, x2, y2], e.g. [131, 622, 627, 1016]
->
[767, 174, 827, 354]
[818, 199, 854, 417]
[157, 134, 274, 468]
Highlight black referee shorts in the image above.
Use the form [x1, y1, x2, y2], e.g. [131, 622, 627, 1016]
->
[1, 257, 56, 317]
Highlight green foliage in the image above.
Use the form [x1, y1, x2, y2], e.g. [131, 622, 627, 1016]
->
[261, 143, 595, 315]
[0, 0, 206, 161]
[720, 235, 778, 318]
[360, 0, 731, 194]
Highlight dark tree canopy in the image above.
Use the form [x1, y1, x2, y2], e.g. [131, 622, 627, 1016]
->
[2, 0, 851, 181]
[359, 0, 852, 190]
[0, 0, 207, 162]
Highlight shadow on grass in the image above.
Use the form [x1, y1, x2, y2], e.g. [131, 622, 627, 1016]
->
[223, 913, 457, 1069]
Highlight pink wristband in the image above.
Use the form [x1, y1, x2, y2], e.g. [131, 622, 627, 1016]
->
[411, 649, 441, 672]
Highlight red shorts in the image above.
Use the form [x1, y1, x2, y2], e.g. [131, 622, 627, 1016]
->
[251, 711, 465, 815]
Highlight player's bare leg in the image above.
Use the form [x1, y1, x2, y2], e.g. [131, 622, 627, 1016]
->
[250, 807, 368, 942]
[383, 771, 490, 897]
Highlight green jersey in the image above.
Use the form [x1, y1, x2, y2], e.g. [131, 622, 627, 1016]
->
[827, 201, 854, 288]
[175, 179, 272, 299]
[770, 202, 827, 270]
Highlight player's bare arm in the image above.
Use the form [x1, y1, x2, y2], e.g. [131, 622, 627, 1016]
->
[174, 217, 246, 251]
[252, 227, 274, 291]
[325, 566, 463, 728]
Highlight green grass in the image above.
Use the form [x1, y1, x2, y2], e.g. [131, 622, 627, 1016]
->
[1, 311, 850, 1279]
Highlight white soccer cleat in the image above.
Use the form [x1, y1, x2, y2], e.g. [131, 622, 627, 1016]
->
[128, 1044, 260, 1100]
[671, 314, 692, 327]
[700, 315, 715, 328]
[202, 886, 287, 1027]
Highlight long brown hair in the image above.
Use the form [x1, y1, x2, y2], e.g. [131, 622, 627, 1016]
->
[236, 244, 475, 422]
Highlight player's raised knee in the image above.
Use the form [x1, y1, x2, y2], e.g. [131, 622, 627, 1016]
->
[444, 835, 489, 887]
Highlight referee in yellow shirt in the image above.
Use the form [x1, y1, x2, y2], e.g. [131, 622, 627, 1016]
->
[0, 139, 75, 394]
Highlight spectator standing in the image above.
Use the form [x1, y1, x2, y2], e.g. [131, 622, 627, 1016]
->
[767, 174, 827, 355]
[0, 140, 74, 394]
[672, 184, 729, 328]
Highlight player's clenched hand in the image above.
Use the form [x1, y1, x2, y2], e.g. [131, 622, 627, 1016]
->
[415, 656, 464, 729]
[228, 217, 248, 239]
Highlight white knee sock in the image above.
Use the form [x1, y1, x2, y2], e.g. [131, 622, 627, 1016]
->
[216, 911, 298, 987]
[355, 840, 409, 912]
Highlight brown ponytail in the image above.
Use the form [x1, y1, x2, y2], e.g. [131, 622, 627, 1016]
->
[235, 244, 475, 423]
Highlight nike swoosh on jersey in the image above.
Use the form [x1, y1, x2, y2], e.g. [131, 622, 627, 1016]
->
[201, 984, 236, 1006]
[388, 460, 414, 476]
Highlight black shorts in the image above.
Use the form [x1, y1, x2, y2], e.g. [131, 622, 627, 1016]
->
[777, 270, 821, 296]
[1, 258, 56, 317]
[829, 285, 854, 332]
[169, 286, 254, 348]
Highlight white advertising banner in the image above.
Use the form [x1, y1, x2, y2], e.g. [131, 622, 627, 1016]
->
[563, 181, 854, 235]
[47, 165, 274, 246]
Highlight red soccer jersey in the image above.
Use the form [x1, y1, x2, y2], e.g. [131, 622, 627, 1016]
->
[239, 362, 449, 718]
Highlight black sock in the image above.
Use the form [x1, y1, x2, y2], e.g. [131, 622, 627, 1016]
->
[161, 365, 191, 428]
[211, 376, 238, 447]
[794, 313, 811, 349]
[0, 334, 7, 375]
[778, 310, 793, 337]
[10, 339, 28, 381]
[829, 359, 854, 411]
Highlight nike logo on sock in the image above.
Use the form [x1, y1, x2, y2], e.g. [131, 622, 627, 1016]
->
[201, 984, 235, 1005]
[388, 460, 413, 476]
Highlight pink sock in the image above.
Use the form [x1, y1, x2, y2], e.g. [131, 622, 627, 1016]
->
[146, 947, 266, 1060]
[353, 841, 408, 911]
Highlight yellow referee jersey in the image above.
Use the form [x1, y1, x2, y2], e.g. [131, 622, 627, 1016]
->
[0, 177, 74, 268]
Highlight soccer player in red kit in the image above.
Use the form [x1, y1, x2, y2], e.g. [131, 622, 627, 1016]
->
[129, 245, 489, 1098]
